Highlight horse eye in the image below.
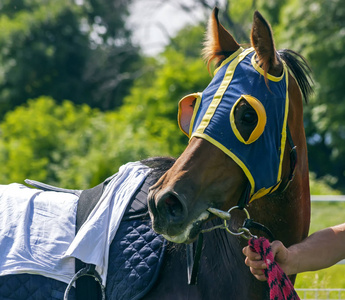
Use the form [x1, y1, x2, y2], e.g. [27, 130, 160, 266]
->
[242, 111, 258, 125]
[232, 99, 259, 142]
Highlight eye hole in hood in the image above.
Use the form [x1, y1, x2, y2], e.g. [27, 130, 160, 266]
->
[178, 93, 202, 137]
[230, 95, 267, 144]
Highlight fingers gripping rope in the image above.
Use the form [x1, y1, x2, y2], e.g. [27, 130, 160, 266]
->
[249, 237, 300, 300]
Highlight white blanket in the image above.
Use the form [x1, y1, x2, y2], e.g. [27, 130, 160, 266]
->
[0, 162, 150, 286]
[0, 183, 78, 284]
[64, 161, 150, 284]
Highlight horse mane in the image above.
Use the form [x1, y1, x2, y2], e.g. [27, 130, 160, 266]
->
[278, 49, 314, 103]
[141, 156, 176, 177]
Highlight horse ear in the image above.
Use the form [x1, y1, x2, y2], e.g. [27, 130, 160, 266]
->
[251, 11, 282, 77]
[203, 7, 240, 69]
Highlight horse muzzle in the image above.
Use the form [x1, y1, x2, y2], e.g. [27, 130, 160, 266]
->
[148, 189, 209, 243]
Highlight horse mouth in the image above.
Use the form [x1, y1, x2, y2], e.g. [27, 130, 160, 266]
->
[151, 211, 210, 244]
[148, 189, 211, 244]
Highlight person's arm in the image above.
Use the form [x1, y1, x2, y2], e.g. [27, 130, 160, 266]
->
[242, 223, 345, 281]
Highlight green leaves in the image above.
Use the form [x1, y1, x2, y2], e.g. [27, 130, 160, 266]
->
[0, 97, 99, 187]
[275, 0, 345, 188]
[0, 23, 211, 189]
[117, 25, 211, 158]
[1, 0, 344, 192]
[0, 0, 140, 115]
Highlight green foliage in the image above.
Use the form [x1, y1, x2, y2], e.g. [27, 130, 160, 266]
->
[224, 0, 289, 42]
[0, 96, 160, 188]
[117, 24, 211, 158]
[309, 173, 341, 196]
[1, 0, 345, 192]
[296, 265, 345, 290]
[0, 0, 140, 116]
[0, 17, 212, 189]
[275, 0, 345, 190]
[0, 97, 102, 187]
[309, 201, 345, 233]
[167, 24, 207, 58]
[295, 200, 345, 291]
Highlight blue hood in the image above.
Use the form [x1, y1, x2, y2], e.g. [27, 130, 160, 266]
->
[178, 47, 289, 201]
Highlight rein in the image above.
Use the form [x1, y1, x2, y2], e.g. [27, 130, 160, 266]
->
[249, 238, 300, 300]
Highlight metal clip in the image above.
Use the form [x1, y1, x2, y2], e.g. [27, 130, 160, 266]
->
[237, 227, 258, 240]
[205, 206, 257, 240]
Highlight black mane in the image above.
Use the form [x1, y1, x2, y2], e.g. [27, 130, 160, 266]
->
[141, 156, 176, 178]
[278, 49, 314, 103]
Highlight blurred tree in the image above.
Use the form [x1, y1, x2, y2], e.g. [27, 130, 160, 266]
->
[0, 10, 212, 188]
[227, 0, 288, 40]
[7, 0, 343, 192]
[117, 24, 211, 158]
[275, 0, 345, 190]
[0, 0, 141, 116]
[0, 96, 106, 187]
[171, 0, 249, 42]
[78, 0, 143, 110]
[309, 173, 341, 196]
[0, 96, 172, 188]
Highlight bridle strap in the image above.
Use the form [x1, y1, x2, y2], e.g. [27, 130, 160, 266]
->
[281, 125, 297, 192]
[186, 233, 204, 285]
[242, 218, 276, 241]
[237, 182, 251, 210]
[287, 126, 297, 181]
[236, 124, 297, 210]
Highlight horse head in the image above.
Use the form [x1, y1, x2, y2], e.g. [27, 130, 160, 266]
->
[148, 8, 311, 245]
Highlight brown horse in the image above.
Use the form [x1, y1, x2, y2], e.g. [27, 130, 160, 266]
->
[145, 8, 312, 300]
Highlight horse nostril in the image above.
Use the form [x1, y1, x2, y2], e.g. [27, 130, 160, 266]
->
[157, 192, 187, 224]
[165, 196, 183, 218]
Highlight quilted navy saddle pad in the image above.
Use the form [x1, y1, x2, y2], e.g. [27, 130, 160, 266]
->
[0, 159, 172, 300]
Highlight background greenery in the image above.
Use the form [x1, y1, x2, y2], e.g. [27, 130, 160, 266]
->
[295, 201, 345, 295]
[1, 0, 345, 191]
[1, 0, 344, 292]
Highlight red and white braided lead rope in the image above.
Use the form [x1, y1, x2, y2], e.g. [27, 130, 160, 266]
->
[248, 237, 300, 300]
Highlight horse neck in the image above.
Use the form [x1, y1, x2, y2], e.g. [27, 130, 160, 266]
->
[199, 221, 269, 299]
[146, 227, 268, 300]
[204, 220, 246, 263]
[248, 172, 310, 248]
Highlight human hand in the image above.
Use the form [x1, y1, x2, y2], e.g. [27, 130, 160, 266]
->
[242, 240, 289, 281]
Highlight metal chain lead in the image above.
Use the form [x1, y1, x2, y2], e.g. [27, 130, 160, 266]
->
[203, 206, 257, 240]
